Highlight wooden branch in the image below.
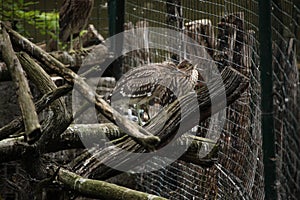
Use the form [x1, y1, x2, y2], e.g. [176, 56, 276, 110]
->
[5, 23, 160, 150]
[0, 80, 70, 195]
[1, 32, 107, 80]
[73, 24, 105, 49]
[17, 51, 72, 152]
[0, 24, 41, 144]
[178, 135, 219, 167]
[0, 85, 72, 141]
[0, 137, 32, 162]
[52, 166, 167, 200]
[214, 12, 245, 71]
[11, 51, 71, 185]
[0, 123, 218, 168]
[49, 44, 108, 69]
[185, 19, 215, 56]
[0, 62, 11, 81]
[18, 52, 58, 94]
[55, 123, 124, 151]
[60, 124, 219, 167]
[0, 80, 71, 188]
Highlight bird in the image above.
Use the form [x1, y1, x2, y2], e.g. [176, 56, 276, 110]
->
[111, 60, 199, 124]
[59, 0, 94, 51]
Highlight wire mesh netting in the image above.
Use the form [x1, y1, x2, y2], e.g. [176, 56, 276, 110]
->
[125, 0, 264, 199]
[124, 0, 300, 199]
[0, 0, 299, 199]
[271, 1, 300, 199]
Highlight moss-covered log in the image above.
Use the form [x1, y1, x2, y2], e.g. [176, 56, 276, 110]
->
[55, 166, 167, 200]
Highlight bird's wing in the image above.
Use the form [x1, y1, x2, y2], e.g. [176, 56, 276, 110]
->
[114, 64, 164, 98]
[59, 0, 73, 41]
[112, 63, 186, 106]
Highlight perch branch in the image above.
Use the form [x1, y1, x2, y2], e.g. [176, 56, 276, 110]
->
[17, 51, 72, 152]
[51, 166, 167, 200]
[0, 137, 32, 162]
[0, 85, 72, 141]
[59, 124, 220, 167]
[0, 123, 218, 167]
[13, 51, 72, 182]
[0, 24, 41, 144]
[73, 24, 105, 49]
[49, 44, 108, 69]
[46, 24, 104, 52]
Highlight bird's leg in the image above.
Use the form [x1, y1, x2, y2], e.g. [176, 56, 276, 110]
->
[137, 104, 150, 126]
[80, 34, 83, 50]
[136, 104, 143, 126]
[69, 34, 75, 53]
[79, 30, 88, 52]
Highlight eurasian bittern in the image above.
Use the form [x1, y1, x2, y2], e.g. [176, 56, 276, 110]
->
[59, 0, 94, 51]
[111, 60, 199, 124]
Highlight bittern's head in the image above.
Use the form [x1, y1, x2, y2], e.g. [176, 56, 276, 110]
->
[176, 59, 195, 72]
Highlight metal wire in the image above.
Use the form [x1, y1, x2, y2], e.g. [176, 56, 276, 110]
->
[271, 1, 300, 199]
[124, 0, 298, 199]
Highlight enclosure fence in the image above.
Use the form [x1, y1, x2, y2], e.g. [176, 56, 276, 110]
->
[271, 1, 300, 199]
[123, 0, 300, 199]
[125, 0, 263, 199]
[0, 0, 299, 199]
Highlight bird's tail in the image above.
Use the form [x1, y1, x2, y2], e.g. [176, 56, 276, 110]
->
[46, 38, 58, 52]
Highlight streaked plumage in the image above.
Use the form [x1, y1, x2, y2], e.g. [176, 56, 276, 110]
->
[111, 60, 199, 119]
[59, 0, 94, 45]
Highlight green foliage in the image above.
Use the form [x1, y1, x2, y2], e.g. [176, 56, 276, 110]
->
[0, 0, 58, 39]
[26, 11, 59, 39]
